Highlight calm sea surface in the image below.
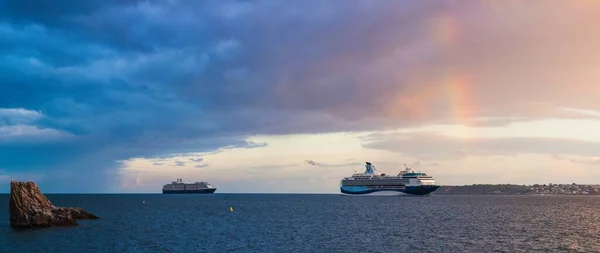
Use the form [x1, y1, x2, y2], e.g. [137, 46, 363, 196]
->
[1, 194, 600, 252]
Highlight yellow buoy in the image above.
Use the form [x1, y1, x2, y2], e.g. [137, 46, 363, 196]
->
[229, 207, 234, 212]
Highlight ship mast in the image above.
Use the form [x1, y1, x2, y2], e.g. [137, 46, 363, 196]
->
[402, 163, 413, 173]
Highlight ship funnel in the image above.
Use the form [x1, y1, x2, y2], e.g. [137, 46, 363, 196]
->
[365, 162, 377, 174]
[363, 162, 384, 175]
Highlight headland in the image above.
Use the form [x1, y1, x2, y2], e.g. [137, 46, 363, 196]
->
[435, 183, 600, 195]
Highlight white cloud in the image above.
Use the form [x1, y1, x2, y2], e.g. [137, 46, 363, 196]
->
[304, 159, 361, 167]
[0, 108, 70, 143]
[0, 108, 43, 124]
[0, 124, 71, 141]
[551, 154, 600, 166]
[560, 108, 600, 118]
[390, 118, 600, 142]
[363, 131, 600, 161]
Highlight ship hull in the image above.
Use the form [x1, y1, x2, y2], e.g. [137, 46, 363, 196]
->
[340, 185, 439, 196]
[341, 190, 408, 196]
[162, 189, 217, 194]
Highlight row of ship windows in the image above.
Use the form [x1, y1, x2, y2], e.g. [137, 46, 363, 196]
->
[165, 187, 206, 190]
[351, 177, 433, 179]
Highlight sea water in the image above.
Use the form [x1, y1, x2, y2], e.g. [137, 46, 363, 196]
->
[1, 194, 599, 252]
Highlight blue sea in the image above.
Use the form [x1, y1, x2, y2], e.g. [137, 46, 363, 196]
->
[1, 194, 600, 252]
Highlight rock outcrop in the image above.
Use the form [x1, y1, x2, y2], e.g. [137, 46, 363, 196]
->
[9, 181, 99, 229]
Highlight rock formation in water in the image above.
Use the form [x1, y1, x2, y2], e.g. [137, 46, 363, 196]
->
[9, 181, 99, 229]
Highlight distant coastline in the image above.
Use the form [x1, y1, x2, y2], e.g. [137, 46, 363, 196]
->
[434, 183, 600, 195]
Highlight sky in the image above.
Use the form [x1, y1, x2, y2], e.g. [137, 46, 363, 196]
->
[1, 0, 600, 193]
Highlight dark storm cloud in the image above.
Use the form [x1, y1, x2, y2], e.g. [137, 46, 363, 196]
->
[1, 0, 437, 124]
[189, 158, 204, 163]
[0, 0, 433, 192]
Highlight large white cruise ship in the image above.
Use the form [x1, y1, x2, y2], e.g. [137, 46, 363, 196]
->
[162, 178, 217, 194]
[339, 162, 440, 196]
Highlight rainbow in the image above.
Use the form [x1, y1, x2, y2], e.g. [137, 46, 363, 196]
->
[384, 9, 477, 126]
[429, 11, 476, 126]
[444, 74, 474, 126]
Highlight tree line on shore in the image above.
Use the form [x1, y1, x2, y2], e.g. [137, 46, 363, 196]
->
[434, 183, 600, 195]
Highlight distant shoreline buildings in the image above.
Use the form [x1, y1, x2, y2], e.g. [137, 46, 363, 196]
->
[435, 183, 600, 195]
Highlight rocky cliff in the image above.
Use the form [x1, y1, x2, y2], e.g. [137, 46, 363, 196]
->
[9, 181, 99, 229]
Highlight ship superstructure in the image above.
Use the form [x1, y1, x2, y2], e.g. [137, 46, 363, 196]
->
[162, 178, 217, 194]
[339, 162, 439, 196]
